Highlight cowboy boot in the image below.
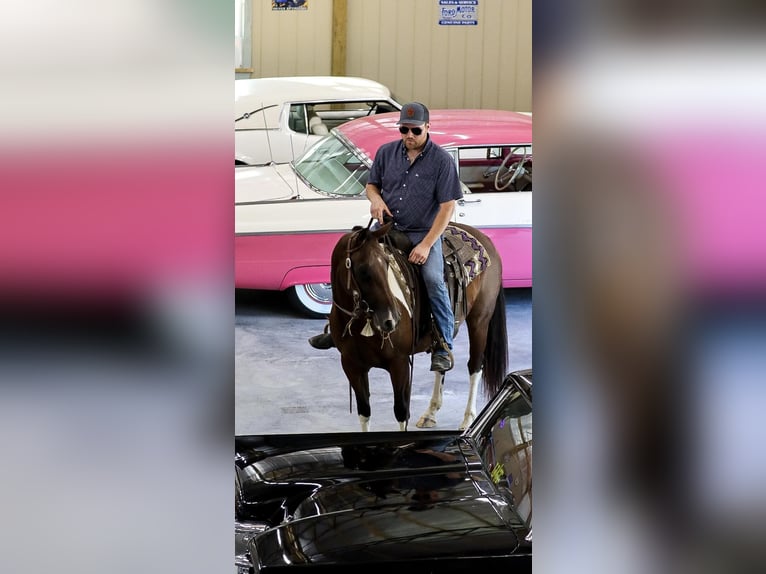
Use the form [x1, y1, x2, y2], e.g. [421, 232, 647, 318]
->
[308, 324, 335, 349]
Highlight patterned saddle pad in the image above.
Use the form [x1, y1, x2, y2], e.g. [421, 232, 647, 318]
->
[442, 224, 491, 285]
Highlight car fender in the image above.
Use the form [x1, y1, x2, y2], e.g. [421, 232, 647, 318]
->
[279, 265, 331, 290]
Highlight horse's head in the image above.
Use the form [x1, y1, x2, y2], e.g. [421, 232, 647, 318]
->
[332, 219, 402, 335]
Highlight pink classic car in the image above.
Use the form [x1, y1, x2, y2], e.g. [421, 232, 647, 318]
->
[235, 109, 532, 317]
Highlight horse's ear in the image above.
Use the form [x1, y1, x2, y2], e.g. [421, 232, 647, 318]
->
[351, 225, 363, 231]
[372, 220, 393, 239]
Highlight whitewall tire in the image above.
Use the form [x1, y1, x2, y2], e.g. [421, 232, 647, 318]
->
[287, 283, 333, 318]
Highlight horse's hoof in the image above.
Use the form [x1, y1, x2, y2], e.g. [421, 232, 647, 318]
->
[459, 416, 474, 431]
[416, 415, 437, 428]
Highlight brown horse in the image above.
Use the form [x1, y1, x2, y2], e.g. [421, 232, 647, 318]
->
[328, 219, 508, 431]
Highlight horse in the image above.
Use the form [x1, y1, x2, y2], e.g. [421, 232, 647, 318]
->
[328, 218, 508, 431]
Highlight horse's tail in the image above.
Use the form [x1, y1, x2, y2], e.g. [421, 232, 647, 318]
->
[481, 288, 508, 398]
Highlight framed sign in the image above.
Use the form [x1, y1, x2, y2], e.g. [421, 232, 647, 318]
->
[438, 0, 478, 26]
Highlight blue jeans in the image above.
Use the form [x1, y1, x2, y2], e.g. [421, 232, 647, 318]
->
[412, 236, 454, 353]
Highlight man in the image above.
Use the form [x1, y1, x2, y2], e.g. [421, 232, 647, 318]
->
[309, 102, 462, 372]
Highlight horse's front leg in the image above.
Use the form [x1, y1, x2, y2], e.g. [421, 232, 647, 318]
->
[459, 369, 482, 430]
[342, 357, 372, 431]
[354, 373, 372, 431]
[388, 360, 412, 431]
[416, 372, 445, 428]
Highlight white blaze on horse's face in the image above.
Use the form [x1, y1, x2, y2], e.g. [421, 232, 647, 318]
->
[360, 246, 401, 334]
[374, 249, 401, 333]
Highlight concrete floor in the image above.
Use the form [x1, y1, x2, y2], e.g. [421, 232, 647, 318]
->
[235, 288, 531, 434]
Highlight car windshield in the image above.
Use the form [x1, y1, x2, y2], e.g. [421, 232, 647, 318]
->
[475, 385, 532, 528]
[293, 135, 369, 197]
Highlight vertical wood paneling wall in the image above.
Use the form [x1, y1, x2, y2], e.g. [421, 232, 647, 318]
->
[249, 0, 531, 112]
[251, 0, 334, 77]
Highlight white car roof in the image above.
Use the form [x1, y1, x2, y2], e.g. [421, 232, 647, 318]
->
[235, 76, 396, 129]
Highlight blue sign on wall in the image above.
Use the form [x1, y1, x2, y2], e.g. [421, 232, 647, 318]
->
[438, 0, 478, 26]
[272, 0, 308, 11]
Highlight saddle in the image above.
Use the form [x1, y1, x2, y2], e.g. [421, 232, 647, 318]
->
[383, 224, 491, 342]
[441, 224, 492, 333]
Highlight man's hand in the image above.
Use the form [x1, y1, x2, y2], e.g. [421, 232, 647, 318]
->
[370, 197, 392, 225]
[409, 242, 431, 265]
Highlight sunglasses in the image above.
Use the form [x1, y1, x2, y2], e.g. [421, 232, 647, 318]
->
[398, 126, 424, 135]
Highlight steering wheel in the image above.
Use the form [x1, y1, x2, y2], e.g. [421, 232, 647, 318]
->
[495, 148, 529, 191]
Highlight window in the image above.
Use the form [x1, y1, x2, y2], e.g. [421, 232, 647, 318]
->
[477, 389, 533, 528]
[289, 101, 400, 132]
[235, 0, 252, 71]
[457, 145, 533, 193]
[293, 135, 369, 197]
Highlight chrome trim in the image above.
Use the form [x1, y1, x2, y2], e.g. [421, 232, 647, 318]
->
[235, 552, 252, 570]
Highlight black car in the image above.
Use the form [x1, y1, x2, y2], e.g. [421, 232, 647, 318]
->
[235, 370, 532, 573]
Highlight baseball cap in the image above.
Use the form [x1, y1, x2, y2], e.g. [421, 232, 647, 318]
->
[397, 102, 429, 125]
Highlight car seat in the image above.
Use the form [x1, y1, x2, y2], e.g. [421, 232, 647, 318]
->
[308, 115, 329, 135]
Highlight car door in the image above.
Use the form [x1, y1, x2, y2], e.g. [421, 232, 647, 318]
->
[449, 146, 533, 287]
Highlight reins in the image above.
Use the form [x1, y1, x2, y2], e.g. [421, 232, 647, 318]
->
[333, 220, 417, 350]
[333, 223, 378, 339]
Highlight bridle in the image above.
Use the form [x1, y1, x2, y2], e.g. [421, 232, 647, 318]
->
[333, 221, 418, 348]
[332, 223, 389, 344]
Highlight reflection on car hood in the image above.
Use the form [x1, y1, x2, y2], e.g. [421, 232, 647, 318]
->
[236, 432, 522, 568]
[235, 162, 324, 204]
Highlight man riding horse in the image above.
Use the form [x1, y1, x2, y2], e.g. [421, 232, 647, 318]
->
[309, 102, 462, 373]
